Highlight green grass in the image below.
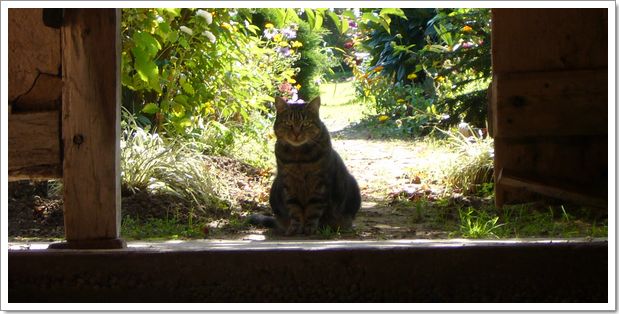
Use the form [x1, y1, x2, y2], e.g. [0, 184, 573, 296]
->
[320, 80, 358, 107]
[319, 81, 369, 130]
[121, 216, 205, 240]
[458, 207, 503, 239]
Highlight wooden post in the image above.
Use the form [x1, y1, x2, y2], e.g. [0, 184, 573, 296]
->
[51, 9, 124, 249]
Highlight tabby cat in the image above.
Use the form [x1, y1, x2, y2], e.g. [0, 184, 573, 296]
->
[249, 96, 361, 235]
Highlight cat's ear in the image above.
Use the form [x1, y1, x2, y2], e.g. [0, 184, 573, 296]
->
[307, 96, 321, 114]
[274, 96, 287, 114]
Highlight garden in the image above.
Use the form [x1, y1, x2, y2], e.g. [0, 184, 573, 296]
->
[8, 8, 607, 241]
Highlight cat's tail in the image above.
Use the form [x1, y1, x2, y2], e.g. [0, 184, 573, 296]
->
[247, 214, 278, 229]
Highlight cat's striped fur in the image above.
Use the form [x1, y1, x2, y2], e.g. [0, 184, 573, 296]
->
[249, 96, 361, 235]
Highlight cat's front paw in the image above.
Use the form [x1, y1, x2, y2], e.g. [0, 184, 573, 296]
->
[285, 221, 303, 236]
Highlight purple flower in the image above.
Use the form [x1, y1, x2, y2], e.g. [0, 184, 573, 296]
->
[281, 27, 296, 39]
[462, 42, 475, 49]
[276, 46, 291, 57]
[348, 21, 357, 28]
[263, 28, 277, 40]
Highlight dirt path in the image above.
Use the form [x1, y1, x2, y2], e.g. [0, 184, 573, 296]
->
[319, 105, 453, 239]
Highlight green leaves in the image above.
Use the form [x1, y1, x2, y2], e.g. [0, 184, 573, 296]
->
[327, 10, 349, 35]
[133, 31, 161, 57]
[142, 103, 159, 114]
[379, 8, 407, 20]
[305, 8, 323, 31]
[130, 31, 161, 91]
[362, 8, 407, 34]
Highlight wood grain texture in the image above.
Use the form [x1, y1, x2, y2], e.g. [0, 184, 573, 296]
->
[491, 9, 608, 208]
[494, 136, 607, 207]
[62, 9, 121, 242]
[9, 8, 61, 105]
[492, 8, 607, 73]
[498, 168, 606, 208]
[11, 74, 63, 112]
[492, 69, 607, 138]
[8, 111, 61, 180]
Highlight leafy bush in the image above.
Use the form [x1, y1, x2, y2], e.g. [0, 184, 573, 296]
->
[121, 8, 294, 138]
[363, 75, 442, 136]
[294, 20, 331, 100]
[348, 8, 491, 133]
[360, 8, 436, 84]
[420, 8, 492, 126]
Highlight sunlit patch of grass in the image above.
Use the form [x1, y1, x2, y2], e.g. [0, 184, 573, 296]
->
[316, 226, 342, 239]
[457, 207, 504, 239]
[320, 81, 368, 131]
[496, 204, 608, 238]
[320, 80, 358, 107]
[121, 216, 205, 240]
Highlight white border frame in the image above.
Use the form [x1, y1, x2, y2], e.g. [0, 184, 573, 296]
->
[1, 1, 615, 311]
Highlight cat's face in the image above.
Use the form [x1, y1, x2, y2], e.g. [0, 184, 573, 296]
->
[274, 97, 322, 147]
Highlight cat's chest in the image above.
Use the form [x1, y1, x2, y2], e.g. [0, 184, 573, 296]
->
[280, 163, 326, 197]
[281, 163, 324, 182]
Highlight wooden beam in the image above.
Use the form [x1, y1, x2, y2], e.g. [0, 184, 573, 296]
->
[57, 8, 123, 249]
[8, 111, 62, 180]
[497, 168, 606, 208]
[491, 69, 607, 138]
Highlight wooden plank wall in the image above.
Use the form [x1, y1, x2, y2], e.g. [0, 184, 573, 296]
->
[490, 9, 608, 207]
[8, 8, 62, 180]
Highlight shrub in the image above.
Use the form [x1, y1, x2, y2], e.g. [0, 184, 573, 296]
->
[121, 8, 295, 138]
[121, 110, 230, 216]
[350, 8, 491, 131]
[439, 126, 494, 194]
[293, 17, 330, 100]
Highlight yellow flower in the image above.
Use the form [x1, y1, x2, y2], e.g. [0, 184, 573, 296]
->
[279, 41, 289, 47]
[296, 84, 301, 90]
[288, 78, 296, 84]
[378, 115, 389, 122]
[407, 73, 417, 80]
[273, 33, 283, 42]
[291, 40, 303, 48]
[436, 76, 445, 83]
[265, 23, 274, 29]
[397, 99, 406, 103]
[221, 22, 232, 31]
[462, 25, 473, 32]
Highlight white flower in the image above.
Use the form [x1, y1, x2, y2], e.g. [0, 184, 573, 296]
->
[180, 26, 193, 36]
[202, 30, 216, 43]
[196, 9, 212, 24]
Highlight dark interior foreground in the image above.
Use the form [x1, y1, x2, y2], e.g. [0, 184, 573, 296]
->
[8, 239, 608, 302]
